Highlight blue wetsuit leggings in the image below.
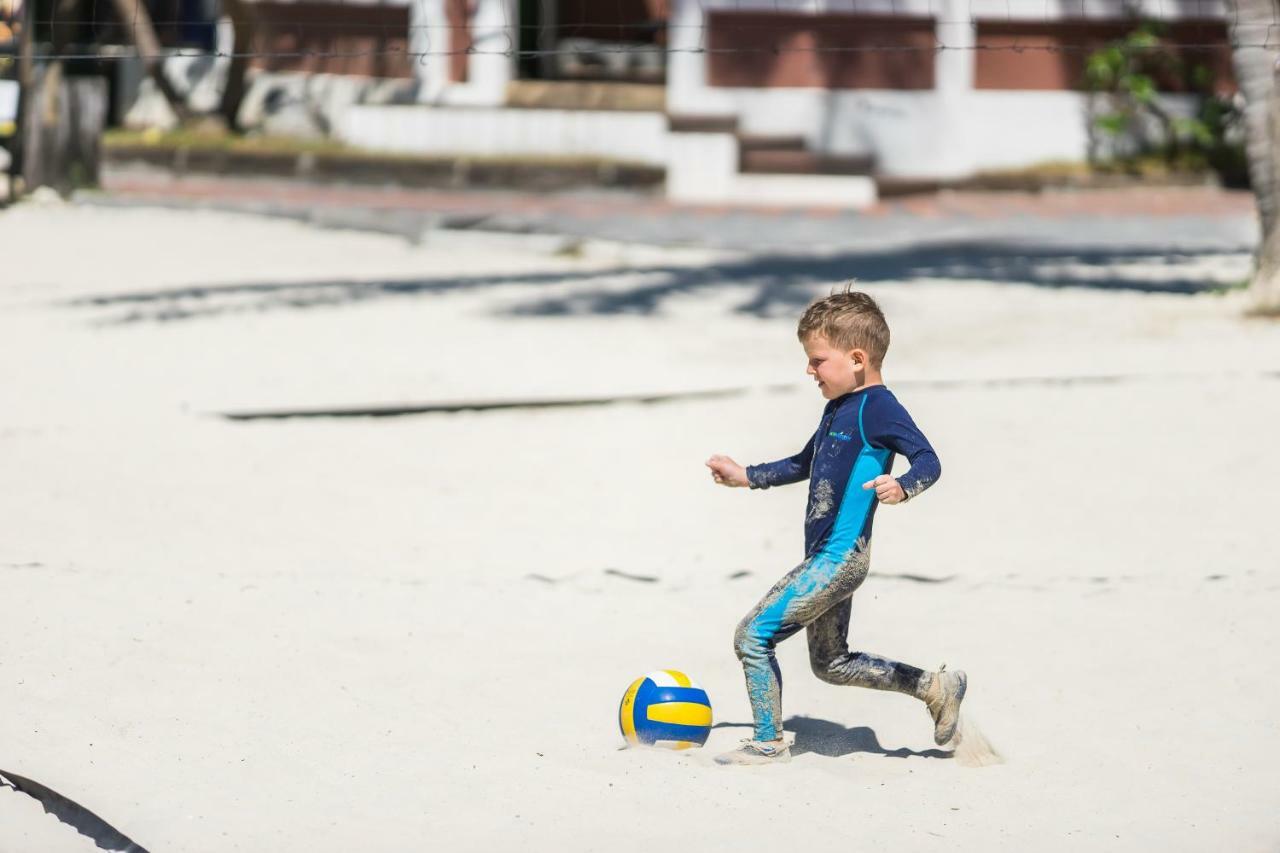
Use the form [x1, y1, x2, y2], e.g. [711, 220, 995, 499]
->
[734, 548, 928, 742]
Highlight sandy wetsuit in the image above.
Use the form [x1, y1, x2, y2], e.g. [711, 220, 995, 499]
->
[738, 385, 942, 742]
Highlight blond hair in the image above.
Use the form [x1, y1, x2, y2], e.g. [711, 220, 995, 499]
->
[796, 288, 890, 368]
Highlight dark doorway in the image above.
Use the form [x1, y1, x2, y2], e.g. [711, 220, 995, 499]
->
[517, 0, 667, 82]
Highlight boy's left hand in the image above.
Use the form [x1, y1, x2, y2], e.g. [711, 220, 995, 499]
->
[863, 475, 906, 505]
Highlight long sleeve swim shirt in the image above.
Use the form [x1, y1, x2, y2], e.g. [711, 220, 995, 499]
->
[745, 385, 940, 560]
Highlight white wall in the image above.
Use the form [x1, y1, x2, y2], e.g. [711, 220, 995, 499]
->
[337, 104, 877, 207]
[666, 0, 1228, 178]
[409, 0, 450, 99]
[434, 0, 515, 107]
[666, 87, 1207, 178]
[337, 106, 669, 164]
[691, 88, 963, 177]
[700, 88, 1074, 177]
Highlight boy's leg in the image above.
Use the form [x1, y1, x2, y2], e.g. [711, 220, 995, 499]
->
[732, 551, 872, 744]
[807, 597, 968, 745]
[806, 598, 930, 697]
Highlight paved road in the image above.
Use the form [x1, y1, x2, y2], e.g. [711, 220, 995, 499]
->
[88, 166, 1259, 256]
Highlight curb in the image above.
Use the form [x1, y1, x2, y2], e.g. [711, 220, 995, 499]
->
[103, 144, 666, 192]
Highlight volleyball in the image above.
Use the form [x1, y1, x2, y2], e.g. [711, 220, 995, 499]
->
[618, 670, 713, 750]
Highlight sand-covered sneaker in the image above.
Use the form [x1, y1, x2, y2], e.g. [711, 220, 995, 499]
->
[714, 739, 792, 765]
[925, 666, 967, 745]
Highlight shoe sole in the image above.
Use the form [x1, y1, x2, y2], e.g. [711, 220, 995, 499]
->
[714, 752, 792, 766]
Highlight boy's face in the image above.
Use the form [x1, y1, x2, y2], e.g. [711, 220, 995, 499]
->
[803, 334, 867, 399]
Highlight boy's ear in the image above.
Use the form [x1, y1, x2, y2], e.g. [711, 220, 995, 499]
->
[849, 347, 868, 367]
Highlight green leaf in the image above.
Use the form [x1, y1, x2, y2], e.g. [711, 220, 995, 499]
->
[1095, 114, 1129, 136]
[1127, 74, 1156, 102]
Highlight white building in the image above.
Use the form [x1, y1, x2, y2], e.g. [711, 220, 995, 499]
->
[211, 0, 1238, 206]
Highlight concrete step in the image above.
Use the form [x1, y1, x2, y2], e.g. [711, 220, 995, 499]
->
[875, 177, 944, 197]
[736, 133, 807, 152]
[740, 149, 875, 176]
[667, 122, 878, 208]
[667, 113, 739, 133]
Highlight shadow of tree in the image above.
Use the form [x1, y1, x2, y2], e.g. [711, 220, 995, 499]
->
[713, 716, 952, 760]
[66, 239, 1248, 325]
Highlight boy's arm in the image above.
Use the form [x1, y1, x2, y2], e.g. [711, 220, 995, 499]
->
[745, 432, 817, 490]
[864, 396, 941, 502]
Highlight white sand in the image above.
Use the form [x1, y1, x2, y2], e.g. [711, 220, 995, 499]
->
[2, 203, 1278, 851]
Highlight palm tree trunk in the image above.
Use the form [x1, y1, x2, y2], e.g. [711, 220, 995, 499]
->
[1226, 0, 1280, 310]
[1254, 72, 1280, 310]
[217, 0, 257, 131]
[108, 0, 192, 122]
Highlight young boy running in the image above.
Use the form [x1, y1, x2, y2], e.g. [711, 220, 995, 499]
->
[705, 290, 966, 765]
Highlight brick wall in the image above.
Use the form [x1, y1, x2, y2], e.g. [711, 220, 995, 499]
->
[706, 11, 935, 90]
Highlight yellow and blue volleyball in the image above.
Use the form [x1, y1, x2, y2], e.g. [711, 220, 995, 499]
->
[618, 670, 712, 750]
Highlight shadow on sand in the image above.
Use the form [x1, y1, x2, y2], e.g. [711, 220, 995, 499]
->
[65, 240, 1248, 325]
[714, 716, 952, 760]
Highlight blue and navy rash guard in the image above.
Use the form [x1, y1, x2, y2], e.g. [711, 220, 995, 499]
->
[746, 385, 940, 560]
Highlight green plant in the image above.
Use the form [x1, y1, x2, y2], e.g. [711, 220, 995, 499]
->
[1084, 21, 1243, 183]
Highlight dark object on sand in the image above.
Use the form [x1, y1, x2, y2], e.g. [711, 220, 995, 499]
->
[0, 767, 149, 852]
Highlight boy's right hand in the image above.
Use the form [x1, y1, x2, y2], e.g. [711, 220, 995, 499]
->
[706, 455, 750, 488]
